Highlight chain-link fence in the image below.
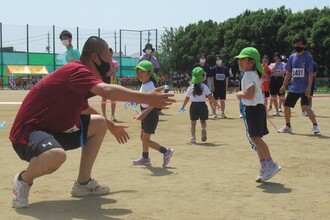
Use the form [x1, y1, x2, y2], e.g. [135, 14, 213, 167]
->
[0, 23, 159, 89]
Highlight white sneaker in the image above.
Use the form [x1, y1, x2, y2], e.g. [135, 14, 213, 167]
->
[278, 125, 292, 133]
[312, 125, 320, 134]
[189, 137, 196, 144]
[256, 167, 267, 183]
[279, 108, 282, 112]
[302, 111, 307, 117]
[111, 115, 117, 122]
[71, 179, 110, 197]
[212, 113, 217, 118]
[12, 173, 31, 208]
[273, 111, 280, 116]
[261, 163, 281, 182]
[239, 114, 243, 118]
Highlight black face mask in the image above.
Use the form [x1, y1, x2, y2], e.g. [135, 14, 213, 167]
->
[93, 54, 110, 79]
[294, 46, 304, 53]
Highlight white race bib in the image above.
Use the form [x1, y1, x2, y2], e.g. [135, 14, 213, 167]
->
[292, 68, 304, 78]
[215, 73, 225, 80]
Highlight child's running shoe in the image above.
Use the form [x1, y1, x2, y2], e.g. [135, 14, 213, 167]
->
[255, 167, 266, 183]
[261, 163, 281, 182]
[162, 148, 174, 167]
[132, 157, 151, 166]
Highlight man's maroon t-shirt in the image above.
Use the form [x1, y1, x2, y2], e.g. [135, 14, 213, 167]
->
[9, 61, 103, 144]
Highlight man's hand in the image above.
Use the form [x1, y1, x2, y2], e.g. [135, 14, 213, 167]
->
[106, 121, 130, 144]
[147, 86, 176, 109]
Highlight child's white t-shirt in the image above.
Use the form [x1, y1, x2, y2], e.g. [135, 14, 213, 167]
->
[140, 81, 155, 108]
[185, 83, 211, 102]
[241, 71, 264, 106]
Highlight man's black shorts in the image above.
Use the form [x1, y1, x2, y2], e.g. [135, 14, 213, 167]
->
[284, 92, 309, 108]
[12, 115, 90, 162]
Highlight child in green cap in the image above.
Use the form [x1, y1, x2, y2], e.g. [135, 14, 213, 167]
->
[235, 47, 281, 182]
[132, 60, 174, 167]
[180, 67, 218, 144]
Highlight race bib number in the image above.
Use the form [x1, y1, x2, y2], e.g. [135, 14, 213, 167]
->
[292, 68, 304, 78]
[215, 73, 225, 80]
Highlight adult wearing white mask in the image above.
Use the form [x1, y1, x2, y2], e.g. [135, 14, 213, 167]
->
[138, 43, 160, 73]
[59, 30, 81, 63]
[211, 55, 229, 118]
[193, 53, 213, 111]
[193, 53, 212, 88]
[138, 43, 163, 114]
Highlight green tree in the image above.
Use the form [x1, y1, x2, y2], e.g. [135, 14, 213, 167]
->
[158, 27, 177, 75]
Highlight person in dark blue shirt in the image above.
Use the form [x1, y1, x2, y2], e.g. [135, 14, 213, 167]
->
[211, 55, 229, 118]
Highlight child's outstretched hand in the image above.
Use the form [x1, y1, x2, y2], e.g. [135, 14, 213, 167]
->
[236, 91, 244, 99]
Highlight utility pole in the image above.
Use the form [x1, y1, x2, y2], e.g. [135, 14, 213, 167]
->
[148, 30, 150, 43]
[46, 31, 51, 53]
[114, 31, 117, 53]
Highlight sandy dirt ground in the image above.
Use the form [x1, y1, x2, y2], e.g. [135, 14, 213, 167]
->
[0, 90, 329, 220]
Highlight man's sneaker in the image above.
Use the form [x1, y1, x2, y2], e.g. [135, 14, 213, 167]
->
[12, 173, 31, 208]
[212, 113, 217, 118]
[111, 115, 117, 122]
[302, 111, 307, 117]
[239, 114, 243, 118]
[221, 113, 227, 119]
[71, 179, 110, 197]
[279, 108, 282, 112]
[261, 163, 281, 182]
[201, 129, 207, 142]
[255, 167, 267, 183]
[273, 111, 280, 116]
[312, 125, 320, 134]
[163, 148, 174, 167]
[132, 157, 151, 165]
[278, 125, 292, 133]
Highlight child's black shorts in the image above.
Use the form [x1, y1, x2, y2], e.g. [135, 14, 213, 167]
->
[141, 107, 159, 134]
[189, 102, 208, 121]
[245, 104, 269, 138]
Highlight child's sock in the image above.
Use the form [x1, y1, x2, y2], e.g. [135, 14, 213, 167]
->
[266, 157, 275, 166]
[159, 146, 167, 154]
[142, 152, 149, 159]
[260, 159, 267, 170]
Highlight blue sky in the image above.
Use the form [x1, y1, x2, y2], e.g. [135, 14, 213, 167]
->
[1, 0, 328, 54]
